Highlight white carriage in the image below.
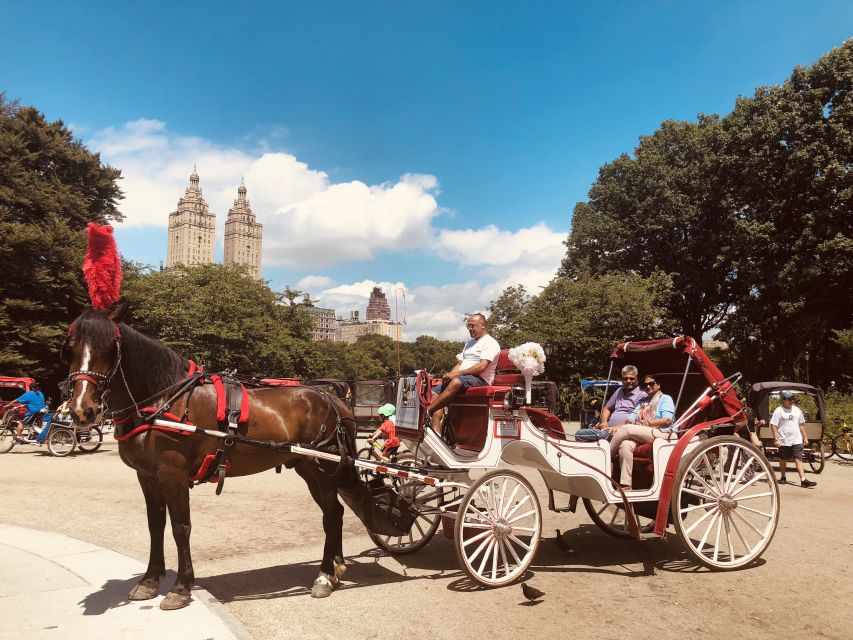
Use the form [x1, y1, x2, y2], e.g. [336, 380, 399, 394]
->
[362, 337, 780, 588]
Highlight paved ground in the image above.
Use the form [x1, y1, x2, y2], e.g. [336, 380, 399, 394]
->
[1, 438, 851, 640]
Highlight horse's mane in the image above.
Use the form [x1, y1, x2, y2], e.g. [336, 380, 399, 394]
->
[73, 311, 185, 402]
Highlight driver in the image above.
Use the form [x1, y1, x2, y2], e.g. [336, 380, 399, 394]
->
[3, 382, 46, 444]
[426, 313, 500, 436]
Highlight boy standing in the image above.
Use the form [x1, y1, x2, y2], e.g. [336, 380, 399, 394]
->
[770, 391, 816, 488]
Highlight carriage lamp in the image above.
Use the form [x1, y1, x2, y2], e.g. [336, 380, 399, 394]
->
[503, 385, 528, 411]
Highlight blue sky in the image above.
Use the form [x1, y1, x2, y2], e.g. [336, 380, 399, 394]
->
[2, 1, 851, 339]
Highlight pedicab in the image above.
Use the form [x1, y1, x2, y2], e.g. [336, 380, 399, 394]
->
[748, 382, 827, 473]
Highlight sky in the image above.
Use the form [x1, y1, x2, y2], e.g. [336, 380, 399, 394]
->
[2, 1, 851, 340]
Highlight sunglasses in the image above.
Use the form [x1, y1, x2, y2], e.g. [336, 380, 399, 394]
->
[642, 381, 658, 388]
[466, 323, 481, 329]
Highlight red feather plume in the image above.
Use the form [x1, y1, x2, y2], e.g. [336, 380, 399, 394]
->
[82, 223, 122, 311]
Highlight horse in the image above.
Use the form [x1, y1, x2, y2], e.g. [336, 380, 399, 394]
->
[63, 300, 399, 609]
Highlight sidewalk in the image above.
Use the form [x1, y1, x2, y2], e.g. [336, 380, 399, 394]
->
[0, 524, 250, 640]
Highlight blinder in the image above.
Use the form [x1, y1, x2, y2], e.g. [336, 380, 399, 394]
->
[66, 322, 123, 399]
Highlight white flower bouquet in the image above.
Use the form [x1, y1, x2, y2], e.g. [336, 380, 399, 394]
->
[508, 342, 546, 402]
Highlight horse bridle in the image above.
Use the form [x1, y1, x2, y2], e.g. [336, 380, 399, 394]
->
[66, 323, 126, 411]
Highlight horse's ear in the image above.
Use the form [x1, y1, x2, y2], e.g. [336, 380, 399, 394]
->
[107, 297, 129, 323]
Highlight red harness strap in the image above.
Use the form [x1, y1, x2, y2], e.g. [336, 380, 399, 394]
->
[114, 409, 195, 441]
[209, 375, 250, 423]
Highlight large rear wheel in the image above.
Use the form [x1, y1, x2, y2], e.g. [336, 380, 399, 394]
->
[672, 436, 779, 570]
[47, 428, 76, 457]
[807, 442, 825, 474]
[454, 470, 541, 587]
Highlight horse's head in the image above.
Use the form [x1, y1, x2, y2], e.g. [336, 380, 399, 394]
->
[63, 300, 128, 425]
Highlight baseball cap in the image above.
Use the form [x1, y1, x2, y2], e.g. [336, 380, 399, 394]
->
[377, 403, 396, 417]
[780, 391, 794, 399]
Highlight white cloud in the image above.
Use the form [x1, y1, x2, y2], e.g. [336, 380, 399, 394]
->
[89, 119, 441, 269]
[296, 275, 333, 290]
[88, 118, 569, 341]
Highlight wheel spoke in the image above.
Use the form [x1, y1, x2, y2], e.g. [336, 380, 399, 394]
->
[724, 514, 735, 561]
[468, 532, 494, 564]
[729, 507, 766, 537]
[498, 538, 511, 577]
[681, 486, 719, 502]
[736, 504, 773, 519]
[504, 535, 523, 565]
[712, 514, 723, 562]
[730, 475, 769, 497]
[476, 486, 497, 520]
[504, 493, 532, 521]
[697, 511, 720, 552]
[687, 467, 720, 496]
[684, 504, 720, 537]
[680, 501, 719, 515]
[723, 448, 741, 492]
[477, 538, 496, 576]
[728, 512, 752, 553]
[507, 509, 537, 524]
[701, 453, 723, 494]
[732, 491, 774, 501]
[497, 477, 509, 517]
[507, 533, 532, 553]
[462, 529, 494, 547]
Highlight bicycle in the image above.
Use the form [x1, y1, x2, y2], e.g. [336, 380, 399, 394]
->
[0, 406, 46, 453]
[832, 424, 853, 462]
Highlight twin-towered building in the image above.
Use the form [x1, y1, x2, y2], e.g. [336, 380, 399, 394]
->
[166, 168, 263, 278]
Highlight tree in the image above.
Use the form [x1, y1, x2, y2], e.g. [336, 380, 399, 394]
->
[561, 115, 741, 339]
[489, 270, 675, 415]
[718, 40, 853, 385]
[0, 95, 123, 392]
[122, 263, 313, 378]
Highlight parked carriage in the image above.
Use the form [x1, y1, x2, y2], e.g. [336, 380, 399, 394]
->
[748, 381, 827, 473]
[357, 337, 779, 587]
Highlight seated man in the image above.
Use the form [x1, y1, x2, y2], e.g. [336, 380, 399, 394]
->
[575, 366, 646, 442]
[3, 382, 46, 444]
[608, 375, 675, 489]
[427, 313, 500, 436]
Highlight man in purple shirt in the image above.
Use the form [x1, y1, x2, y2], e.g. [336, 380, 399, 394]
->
[600, 365, 647, 430]
[574, 365, 647, 443]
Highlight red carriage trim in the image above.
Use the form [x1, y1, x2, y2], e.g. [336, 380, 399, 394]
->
[191, 454, 232, 483]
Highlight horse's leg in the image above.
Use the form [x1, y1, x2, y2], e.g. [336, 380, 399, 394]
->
[294, 462, 346, 598]
[158, 473, 195, 610]
[128, 472, 167, 600]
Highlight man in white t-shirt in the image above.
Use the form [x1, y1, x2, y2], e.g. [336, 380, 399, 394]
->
[427, 313, 500, 436]
[770, 391, 816, 488]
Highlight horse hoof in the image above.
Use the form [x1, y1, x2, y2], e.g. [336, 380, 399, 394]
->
[128, 580, 160, 601]
[159, 592, 192, 610]
[311, 582, 333, 598]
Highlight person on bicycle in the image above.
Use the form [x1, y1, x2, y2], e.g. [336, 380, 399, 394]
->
[367, 403, 400, 462]
[36, 399, 73, 445]
[3, 382, 46, 444]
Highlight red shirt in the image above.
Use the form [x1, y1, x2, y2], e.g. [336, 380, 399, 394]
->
[379, 418, 400, 451]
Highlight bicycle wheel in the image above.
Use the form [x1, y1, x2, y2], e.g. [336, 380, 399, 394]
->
[76, 426, 103, 453]
[807, 442, 825, 474]
[0, 424, 15, 453]
[47, 428, 76, 457]
[832, 433, 853, 462]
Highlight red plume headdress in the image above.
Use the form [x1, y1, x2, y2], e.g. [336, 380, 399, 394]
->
[82, 223, 122, 311]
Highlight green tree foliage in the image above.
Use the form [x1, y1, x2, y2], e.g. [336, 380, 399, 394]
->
[561, 116, 740, 339]
[717, 40, 853, 385]
[122, 263, 313, 378]
[561, 40, 853, 387]
[489, 271, 674, 416]
[0, 95, 123, 389]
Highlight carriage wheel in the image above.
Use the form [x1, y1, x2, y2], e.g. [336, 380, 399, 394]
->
[672, 436, 779, 570]
[807, 443, 825, 474]
[47, 428, 76, 457]
[582, 498, 656, 539]
[367, 453, 444, 554]
[454, 470, 541, 587]
[77, 426, 103, 453]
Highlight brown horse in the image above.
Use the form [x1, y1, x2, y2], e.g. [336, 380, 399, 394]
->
[64, 301, 398, 609]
